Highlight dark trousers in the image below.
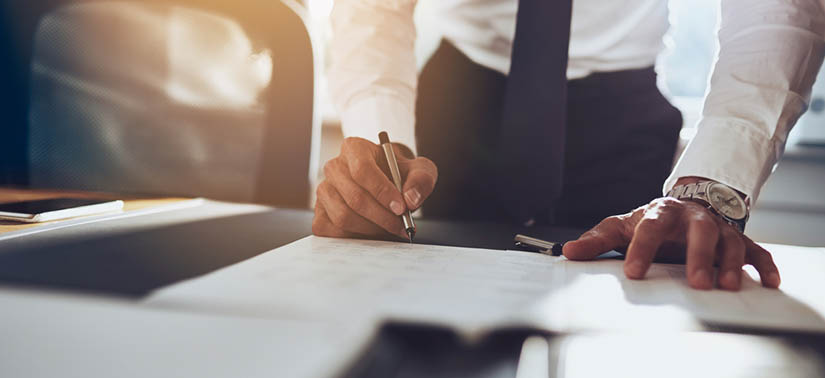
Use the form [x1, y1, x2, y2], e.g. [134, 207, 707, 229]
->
[416, 41, 682, 228]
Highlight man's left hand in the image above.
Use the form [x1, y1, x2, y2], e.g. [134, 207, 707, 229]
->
[562, 197, 781, 291]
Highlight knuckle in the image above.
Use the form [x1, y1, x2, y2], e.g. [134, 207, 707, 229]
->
[637, 215, 667, 231]
[417, 156, 437, 171]
[341, 137, 372, 157]
[340, 139, 354, 157]
[655, 197, 683, 211]
[579, 229, 600, 240]
[323, 158, 340, 178]
[350, 159, 371, 183]
[658, 197, 681, 207]
[407, 172, 435, 193]
[328, 208, 347, 228]
[691, 211, 718, 228]
[347, 190, 368, 210]
[636, 202, 653, 213]
[600, 216, 624, 228]
[693, 205, 713, 218]
[659, 202, 683, 215]
[644, 199, 681, 221]
[341, 137, 359, 151]
[419, 171, 437, 189]
[595, 216, 626, 236]
[316, 181, 330, 199]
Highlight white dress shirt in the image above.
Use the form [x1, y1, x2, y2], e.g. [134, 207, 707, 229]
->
[665, 0, 825, 201]
[329, 0, 825, 203]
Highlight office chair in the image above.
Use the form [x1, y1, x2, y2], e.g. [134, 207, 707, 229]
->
[0, 5, 29, 185]
[0, 0, 319, 209]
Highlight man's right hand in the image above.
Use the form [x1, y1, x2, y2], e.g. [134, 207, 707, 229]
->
[313, 137, 438, 240]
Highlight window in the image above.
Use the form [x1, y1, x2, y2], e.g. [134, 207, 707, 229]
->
[660, 0, 719, 99]
[662, 0, 825, 145]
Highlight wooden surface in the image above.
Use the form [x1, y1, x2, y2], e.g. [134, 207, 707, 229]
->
[0, 187, 190, 235]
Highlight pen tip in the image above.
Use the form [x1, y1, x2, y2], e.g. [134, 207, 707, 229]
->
[407, 230, 415, 244]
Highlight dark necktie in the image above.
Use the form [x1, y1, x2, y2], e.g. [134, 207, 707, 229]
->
[495, 0, 573, 224]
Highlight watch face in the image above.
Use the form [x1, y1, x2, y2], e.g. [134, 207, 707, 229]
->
[707, 183, 748, 220]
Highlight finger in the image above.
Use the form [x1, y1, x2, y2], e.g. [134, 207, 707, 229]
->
[684, 212, 719, 290]
[716, 225, 745, 291]
[399, 156, 438, 211]
[744, 238, 781, 288]
[325, 157, 406, 235]
[317, 180, 406, 238]
[563, 216, 629, 261]
[623, 210, 676, 280]
[312, 202, 357, 238]
[325, 161, 408, 237]
[340, 138, 407, 216]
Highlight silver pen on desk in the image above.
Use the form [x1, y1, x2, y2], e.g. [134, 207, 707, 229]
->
[513, 234, 564, 256]
[378, 131, 416, 243]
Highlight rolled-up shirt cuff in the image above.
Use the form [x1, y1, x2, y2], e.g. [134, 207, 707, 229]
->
[664, 119, 778, 204]
[339, 95, 417, 154]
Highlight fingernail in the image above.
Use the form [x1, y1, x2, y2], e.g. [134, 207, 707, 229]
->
[389, 201, 404, 216]
[405, 188, 421, 207]
[626, 261, 645, 278]
[766, 272, 781, 288]
[722, 270, 740, 290]
[694, 269, 713, 289]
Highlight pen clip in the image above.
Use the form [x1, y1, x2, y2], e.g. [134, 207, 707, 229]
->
[513, 234, 563, 256]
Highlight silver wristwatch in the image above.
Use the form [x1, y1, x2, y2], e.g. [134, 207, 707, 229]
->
[666, 181, 749, 233]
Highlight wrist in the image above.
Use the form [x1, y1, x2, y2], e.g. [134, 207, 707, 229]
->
[673, 176, 748, 204]
[669, 178, 750, 232]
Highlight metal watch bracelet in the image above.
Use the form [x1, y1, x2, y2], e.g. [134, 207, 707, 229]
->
[667, 181, 748, 233]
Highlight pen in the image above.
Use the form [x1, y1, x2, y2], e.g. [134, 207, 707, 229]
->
[378, 132, 416, 243]
[513, 234, 564, 256]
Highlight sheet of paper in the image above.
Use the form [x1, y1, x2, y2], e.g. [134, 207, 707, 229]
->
[0, 286, 375, 378]
[147, 236, 568, 335]
[523, 244, 825, 332]
[146, 236, 825, 335]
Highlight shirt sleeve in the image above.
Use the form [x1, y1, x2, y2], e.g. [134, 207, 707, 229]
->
[665, 0, 825, 203]
[328, 0, 419, 154]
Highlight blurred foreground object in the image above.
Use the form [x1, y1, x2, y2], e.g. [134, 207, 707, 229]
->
[543, 333, 825, 378]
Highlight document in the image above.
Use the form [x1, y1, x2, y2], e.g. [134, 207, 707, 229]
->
[0, 286, 375, 378]
[146, 236, 825, 336]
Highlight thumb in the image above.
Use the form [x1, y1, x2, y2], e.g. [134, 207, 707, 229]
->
[400, 156, 438, 211]
[563, 217, 628, 260]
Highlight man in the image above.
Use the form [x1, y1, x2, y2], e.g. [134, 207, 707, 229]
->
[314, 0, 824, 291]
